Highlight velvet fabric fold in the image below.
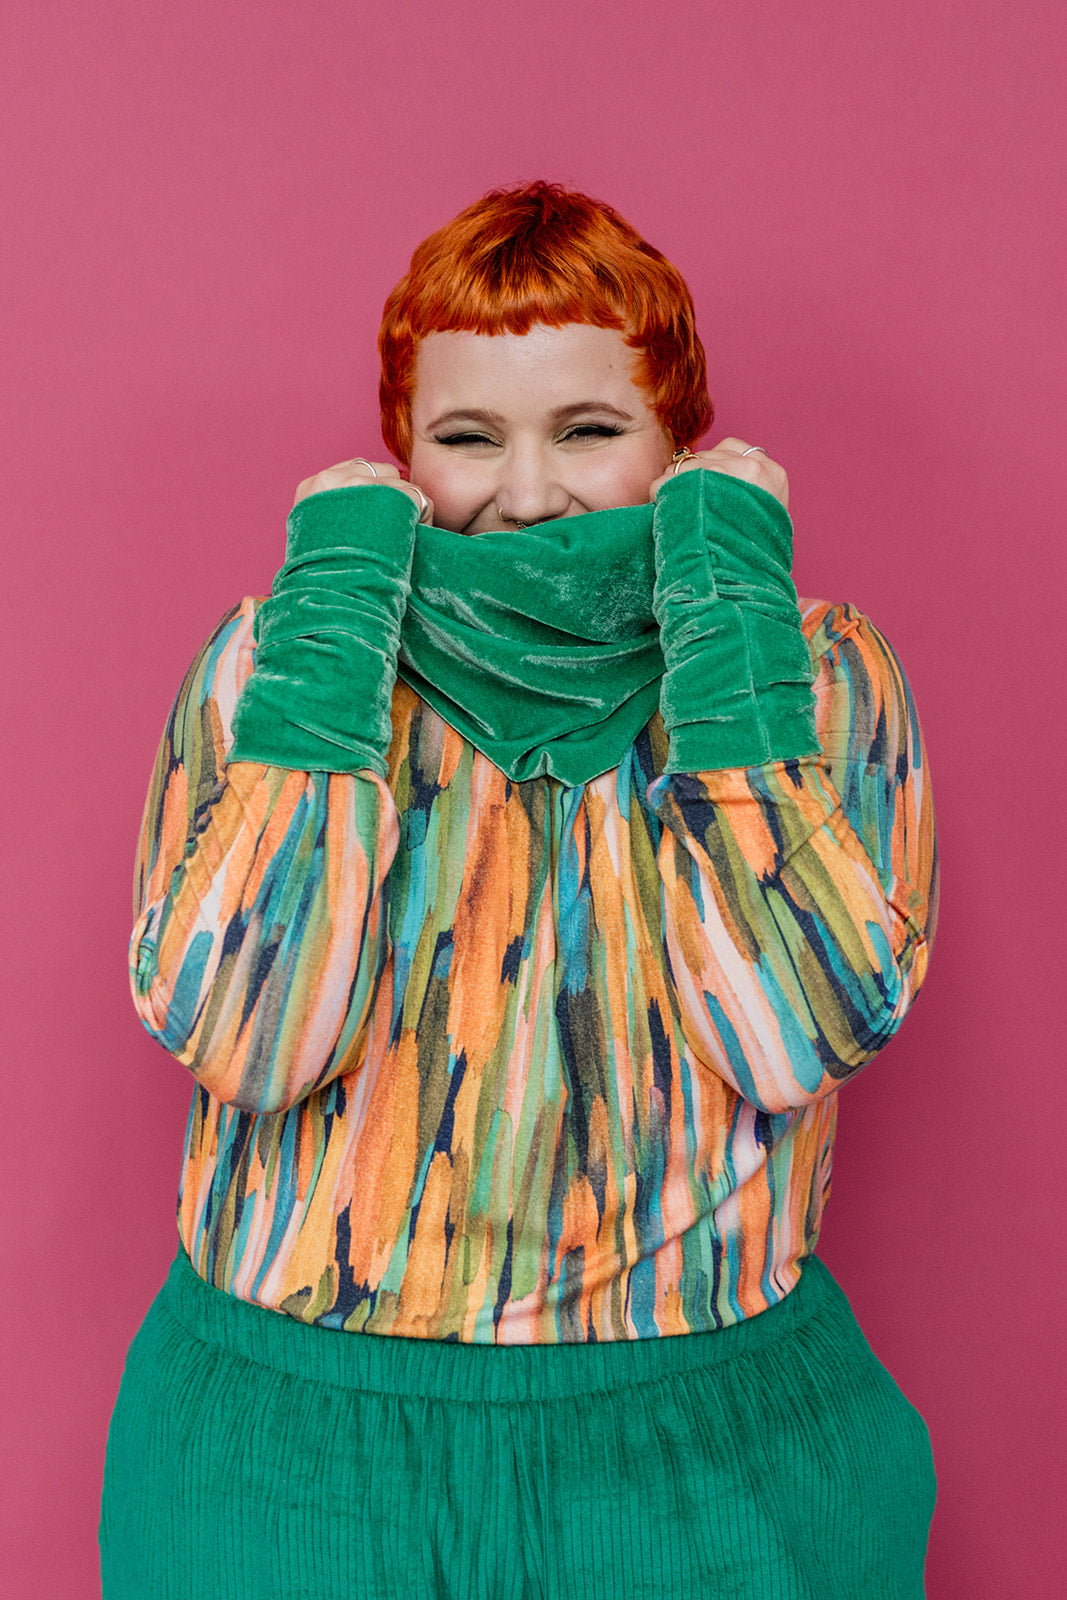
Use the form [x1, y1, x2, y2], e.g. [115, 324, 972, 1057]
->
[397, 502, 664, 782]
[652, 470, 820, 771]
[228, 485, 418, 777]
[226, 470, 820, 787]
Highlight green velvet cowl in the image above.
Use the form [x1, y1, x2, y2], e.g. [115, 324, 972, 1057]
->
[227, 470, 820, 785]
[397, 500, 664, 783]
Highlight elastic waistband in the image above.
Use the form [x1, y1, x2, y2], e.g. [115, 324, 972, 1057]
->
[161, 1250, 841, 1404]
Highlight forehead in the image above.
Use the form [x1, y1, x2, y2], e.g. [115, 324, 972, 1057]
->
[411, 324, 651, 418]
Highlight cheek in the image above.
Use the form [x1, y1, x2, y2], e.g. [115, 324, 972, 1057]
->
[409, 450, 491, 531]
[412, 457, 483, 505]
[584, 442, 668, 507]
[410, 451, 466, 503]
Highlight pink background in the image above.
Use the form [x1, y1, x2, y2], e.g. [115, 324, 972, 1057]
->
[2, 2, 1062, 1594]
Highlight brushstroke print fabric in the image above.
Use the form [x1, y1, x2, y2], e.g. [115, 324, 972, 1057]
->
[131, 598, 936, 1342]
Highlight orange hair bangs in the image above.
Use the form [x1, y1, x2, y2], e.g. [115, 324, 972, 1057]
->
[378, 182, 713, 463]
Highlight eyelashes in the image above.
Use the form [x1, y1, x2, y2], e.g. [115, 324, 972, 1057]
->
[563, 424, 626, 441]
[435, 424, 626, 447]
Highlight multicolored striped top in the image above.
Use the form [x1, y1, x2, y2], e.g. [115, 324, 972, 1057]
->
[130, 595, 936, 1342]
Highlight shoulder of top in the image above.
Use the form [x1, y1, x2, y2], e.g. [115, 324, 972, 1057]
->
[216, 595, 266, 643]
[798, 597, 884, 662]
[186, 596, 265, 680]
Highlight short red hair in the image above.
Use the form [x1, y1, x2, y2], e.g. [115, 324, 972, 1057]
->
[378, 182, 713, 463]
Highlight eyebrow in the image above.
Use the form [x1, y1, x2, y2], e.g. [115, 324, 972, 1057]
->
[427, 401, 636, 430]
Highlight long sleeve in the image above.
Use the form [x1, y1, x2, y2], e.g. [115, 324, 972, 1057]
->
[137, 471, 939, 1340]
[129, 485, 419, 1112]
[650, 472, 937, 1113]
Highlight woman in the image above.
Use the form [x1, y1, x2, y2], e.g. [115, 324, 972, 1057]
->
[101, 182, 938, 1598]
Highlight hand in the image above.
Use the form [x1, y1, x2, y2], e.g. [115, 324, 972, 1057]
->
[293, 458, 434, 523]
[650, 438, 788, 510]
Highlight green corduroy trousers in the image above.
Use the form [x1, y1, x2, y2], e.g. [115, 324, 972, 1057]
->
[99, 1248, 935, 1599]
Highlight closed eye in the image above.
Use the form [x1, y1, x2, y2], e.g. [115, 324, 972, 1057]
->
[561, 424, 624, 441]
[435, 431, 498, 447]
[434, 423, 626, 449]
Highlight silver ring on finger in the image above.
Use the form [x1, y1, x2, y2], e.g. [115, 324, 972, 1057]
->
[740, 446, 768, 458]
[350, 457, 378, 477]
[408, 483, 430, 523]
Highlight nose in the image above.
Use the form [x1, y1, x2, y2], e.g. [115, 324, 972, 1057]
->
[494, 446, 572, 528]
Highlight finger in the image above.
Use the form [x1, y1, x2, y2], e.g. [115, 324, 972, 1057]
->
[293, 459, 396, 506]
[400, 483, 434, 522]
[707, 440, 784, 477]
[713, 437, 759, 457]
[661, 446, 788, 510]
[316, 459, 401, 480]
[670, 450, 719, 479]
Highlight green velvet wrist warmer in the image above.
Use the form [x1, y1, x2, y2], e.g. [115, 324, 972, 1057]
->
[652, 469, 820, 771]
[227, 484, 418, 776]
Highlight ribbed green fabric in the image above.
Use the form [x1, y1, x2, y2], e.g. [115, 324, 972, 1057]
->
[99, 1250, 935, 1599]
[652, 469, 820, 771]
[225, 470, 818, 786]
